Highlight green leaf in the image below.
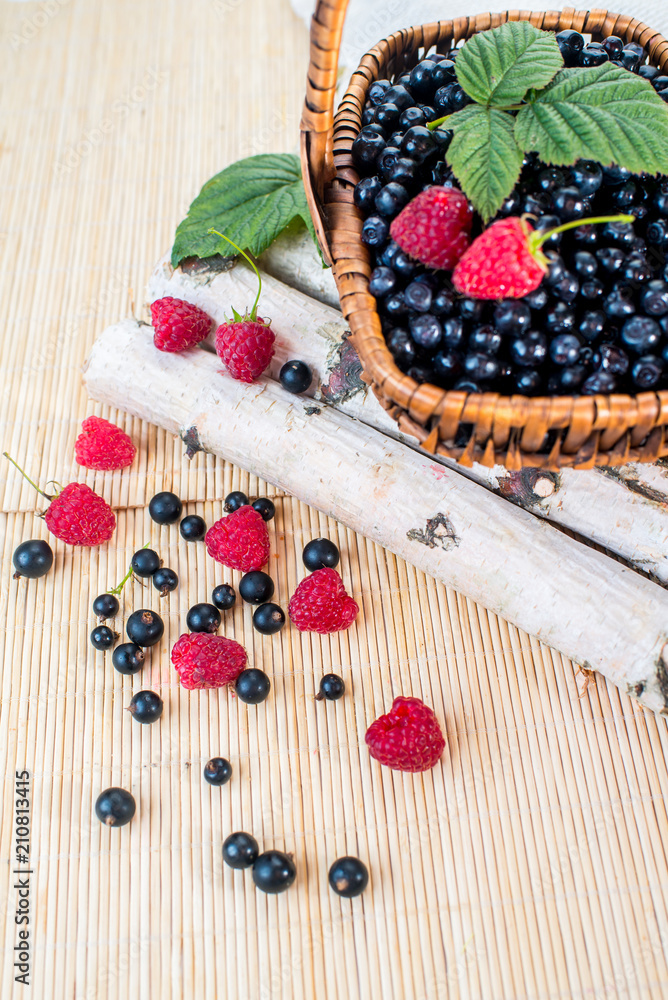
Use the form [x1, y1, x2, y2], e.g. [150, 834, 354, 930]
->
[514, 62, 668, 174]
[455, 21, 564, 107]
[171, 153, 318, 268]
[446, 105, 524, 221]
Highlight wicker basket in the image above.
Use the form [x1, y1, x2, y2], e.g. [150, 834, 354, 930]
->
[300, 4, 668, 469]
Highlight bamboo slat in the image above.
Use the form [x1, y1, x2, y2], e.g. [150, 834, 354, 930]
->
[1, 2, 668, 999]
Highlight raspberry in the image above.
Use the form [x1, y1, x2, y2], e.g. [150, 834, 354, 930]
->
[205, 505, 270, 572]
[150, 296, 212, 353]
[288, 568, 358, 634]
[44, 483, 116, 546]
[365, 696, 445, 772]
[74, 415, 136, 471]
[215, 317, 275, 383]
[171, 632, 247, 690]
[390, 186, 473, 270]
[452, 217, 548, 299]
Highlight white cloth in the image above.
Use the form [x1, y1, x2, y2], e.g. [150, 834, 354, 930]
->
[291, 0, 668, 80]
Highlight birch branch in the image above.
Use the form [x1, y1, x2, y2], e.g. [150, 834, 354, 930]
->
[148, 254, 668, 585]
[83, 319, 668, 715]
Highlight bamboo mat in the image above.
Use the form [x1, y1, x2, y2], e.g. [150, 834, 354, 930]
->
[1, 2, 668, 998]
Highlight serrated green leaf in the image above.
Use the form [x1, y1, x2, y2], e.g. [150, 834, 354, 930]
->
[515, 62, 668, 174]
[446, 105, 524, 221]
[455, 21, 564, 107]
[171, 153, 319, 268]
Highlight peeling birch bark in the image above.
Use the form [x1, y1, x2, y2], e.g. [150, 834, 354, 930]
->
[148, 253, 668, 584]
[83, 319, 668, 715]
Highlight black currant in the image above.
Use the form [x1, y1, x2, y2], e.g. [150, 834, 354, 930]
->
[152, 567, 179, 596]
[95, 787, 136, 828]
[223, 831, 259, 869]
[12, 539, 53, 579]
[316, 674, 345, 701]
[148, 492, 182, 525]
[303, 538, 340, 570]
[252, 603, 286, 635]
[212, 584, 236, 611]
[186, 603, 221, 633]
[252, 497, 276, 521]
[203, 757, 232, 786]
[279, 360, 312, 394]
[328, 857, 369, 898]
[93, 593, 120, 620]
[239, 571, 274, 605]
[126, 609, 164, 647]
[224, 491, 249, 512]
[112, 642, 145, 675]
[90, 625, 117, 651]
[179, 515, 206, 541]
[252, 851, 296, 894]
[235, 668, 271, 705]
[131, 548, 161, 578]
[127, 690, 163, 724]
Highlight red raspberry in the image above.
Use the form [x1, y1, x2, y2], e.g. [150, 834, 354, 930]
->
[74, 415, 136, 471]
[288, 568, 358, 634]
[215, 317, 275, 383]
[150, 296, 213, 352]
[205, 505, 270, 572]
[452, 217, 548, 299]
[171, 632, 247, 690]
[44, 483, 116, 546]
[365, 697, 446, 772]
[390, 187, 473, 270]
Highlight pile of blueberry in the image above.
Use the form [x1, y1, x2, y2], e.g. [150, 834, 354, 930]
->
[353, 31, 668, 397]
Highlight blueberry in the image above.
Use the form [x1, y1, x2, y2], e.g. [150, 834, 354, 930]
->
[277, 360, 312, 398]
[453, 378, 481, 393]
[603, 221, 636, 247]
[367, 80, 390, 105]
[595, 344, 630, 375]
[95, 788, 135, 828]
[533, 214, 563, 249]
[354, 176, 382, 212]
[224, 491, 249, 512]
[647, 219, 668, 248]
[387, 156, 418, 186]
[641, 280, 668, 316]
[203, 757, 232, 786]
[617, 46, 642, 73]
[126, 610, 164, 647]
[553, 187, 586, 220]
[654, 76, 668, 93]
[493, 301, 531, 335]
[579, 279, 604, 302]
[392, 250, 417, 277]
[556, 29, 584, 65]
[511, 331, 548, 367]
[383, 292, 407, 317]
[399, 106, 426, 129]
[559, 365, 587, 391]
[498, 189, 522, 216]
[611, 180, 640, 209]
[239, 571, 274, 605]
[369, 266, 397, 298]
[152, 567, 178, 596]
[386, 327, 417, 368]
[149, 491, 182, 525]
[522, 288, 549, 311]
[252, 603, 286, 635]
[538, 167, 567, 193]
[384, 85, 413, 110]
[303, 538, 340, 570]
[551, 273, 580, 304]
[179, 515, 206, 541]
[545, 255, 567, 286]
[235, 668, 271, 705]
[400, 126, 437, 163]
[621, 315, 661, 353]
[546, 303, 576, 334]
[432, 289, 456, 316]
[515, 370, 543, 394]
[223, 831, 259, 869]
[579, 42, 608, 67]
[442, 317, 465, 347]
[523, 191, 553, 216]
[12, 539, 53, 579]
[328, 857, 369, 898]
[596, 247, 626, 274]
[374, 182, 409, 217]
[186, 603, 221, 633]
[569, 161, 603, 197]
[573, 224, 600, 247]
[581, 371, 618, 394]
[603, 164, 633, 187]
[92, 593, 119, 620]
[632, 355, 664, 388]
[352, 130, 386, 171]
[128, 690, 163, 725]
[376, 145, 401, 181]
[463, 352, 500, 381]
[459, 299, 485, 323]
[112, 642, 145, 675]
[604, 285, 636, 318]
[361, 215, 390, 246]
[409, 59, 438, 100]
[252, 850, 296, 894]
[408, 364, 436, 383]
[622, 255, 653, 284]
[602, 35, 624, 59]
[639, 64, 660, 81]
[405, 281, 432, 312]
[431, 59, 456, 85]
[316, 673, 346, 701]
[90, 625, 117, 651]
[550, 334, 581, 366]
[410, 313, 442, 349]
[469, 324, 501, 355]
[433, 350, 461, 381]
[574, 252, 598, 278]
[580, 311, 607, 341]
[212, 583, 236, 611]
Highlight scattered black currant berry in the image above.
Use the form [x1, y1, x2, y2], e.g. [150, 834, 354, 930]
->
[235, 668, 271, 705]
[252, 603, 286, 636]
[223, 831, 259, 869]
[131, 548, 161, 578]
[203, 757, 232, 786]
[212, 584, 236, 611]
[95, 787, 136, 828]
[148, 491, 182, 525]
[279, 360, 313, 394]
[239, 571, 274, 605]
[152, 567, 179, 596]
[316, 674, 345, 701]
[92, 593, 120, 620]
[12, 539, 53, 579]
[127, 690, 164, 724]
[252, 850, 297, 894]
[112, 642, 145, 675]
[303, 538, 340, 571]
[251, 497, 275, 522]
[179, 514, 207, 541]
[126, 609, 164, 647]
[186, 603, 221, 633]
[328, 857, 369, 898]
[90, 625, 118, 652]
[224, 491, 249, 512]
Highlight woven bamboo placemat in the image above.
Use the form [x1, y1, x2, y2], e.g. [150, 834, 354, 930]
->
[1, 2, 668, 998]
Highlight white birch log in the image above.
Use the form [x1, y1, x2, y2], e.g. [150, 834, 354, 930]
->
[148, 254, 668, 584]
[83, 319, 668, 715]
